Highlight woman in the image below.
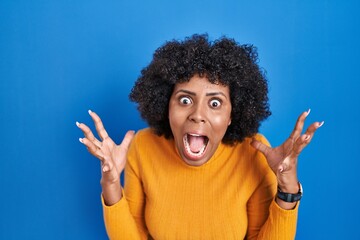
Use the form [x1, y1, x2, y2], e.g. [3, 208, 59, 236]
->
[77, 34, 323, 239]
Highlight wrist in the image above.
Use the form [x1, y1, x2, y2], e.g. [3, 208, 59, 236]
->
[101, 180, 123, 206]
[100, 177, 120, 187]
[277, 174, 299, 193]
[278, 182, 299, 194]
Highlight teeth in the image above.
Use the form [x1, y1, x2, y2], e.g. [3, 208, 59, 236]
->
[189, 133, 201, 137]
[184, 135, 207, 157]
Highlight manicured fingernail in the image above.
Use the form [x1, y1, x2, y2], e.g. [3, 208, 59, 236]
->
[318, 121, 325, 128]
[76, 121, 80, 127]
[88, 110, 92, 115]
[79, 138, 84, 143]
[306, 108, 311, 116]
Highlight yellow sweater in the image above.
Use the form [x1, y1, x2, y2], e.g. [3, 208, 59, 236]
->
[102, 128, 298, 239]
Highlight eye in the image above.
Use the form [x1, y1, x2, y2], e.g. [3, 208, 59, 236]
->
[209, 99, 221, 108]
[179, 96, 192, 105]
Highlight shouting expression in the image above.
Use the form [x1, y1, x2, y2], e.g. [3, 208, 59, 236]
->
[168, 75, 232, 166]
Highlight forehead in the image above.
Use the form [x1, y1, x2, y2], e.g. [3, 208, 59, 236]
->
[173, 75, 229, 94]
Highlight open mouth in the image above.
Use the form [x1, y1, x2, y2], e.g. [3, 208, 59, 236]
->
[183, 133, 209, 159]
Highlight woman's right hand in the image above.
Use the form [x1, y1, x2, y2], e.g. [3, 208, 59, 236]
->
[76, 110, 135, 204]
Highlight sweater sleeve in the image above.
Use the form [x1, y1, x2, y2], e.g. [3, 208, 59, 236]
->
[257, 200, 299, 239]
[246, 170, 299, 240]
[101, 191, 142, 240]
[101, 132, 148, 240]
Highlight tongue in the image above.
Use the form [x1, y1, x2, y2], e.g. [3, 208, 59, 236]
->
[188, 135, 206, 153]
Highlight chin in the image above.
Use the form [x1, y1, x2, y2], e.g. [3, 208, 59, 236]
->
[180, 146, 215, 166]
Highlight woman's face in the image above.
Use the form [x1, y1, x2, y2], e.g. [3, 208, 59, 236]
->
[168, 75, 232, 166]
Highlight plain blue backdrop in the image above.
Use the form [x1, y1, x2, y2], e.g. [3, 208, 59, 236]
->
[1, 0, 359, 239]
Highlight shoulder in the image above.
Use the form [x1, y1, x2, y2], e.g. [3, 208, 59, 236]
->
[134, 127, 153, 136]
[127, 128, 160, 170]
[252, 133, 271, 147]
[132, 128, 168, 145]
[129, 127, 174, 156]
[127, 127, 176, 173]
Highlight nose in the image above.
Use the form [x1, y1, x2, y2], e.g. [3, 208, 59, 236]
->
[188, 104, 206, 123]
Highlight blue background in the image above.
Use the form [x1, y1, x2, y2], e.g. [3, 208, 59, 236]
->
[1, 0, 359, 239]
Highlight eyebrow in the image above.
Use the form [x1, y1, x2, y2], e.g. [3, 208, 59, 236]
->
[174, 89, 228, 99]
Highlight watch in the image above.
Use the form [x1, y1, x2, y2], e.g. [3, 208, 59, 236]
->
[277, 182, 303, 202]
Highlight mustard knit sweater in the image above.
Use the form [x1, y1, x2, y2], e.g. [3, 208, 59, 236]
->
[102, 128, 298, 239]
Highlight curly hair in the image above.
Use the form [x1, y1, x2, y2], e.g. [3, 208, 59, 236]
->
[129, 34, 271, 144]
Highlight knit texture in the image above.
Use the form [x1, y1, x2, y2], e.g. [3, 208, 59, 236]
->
[102, 128, 298, 239]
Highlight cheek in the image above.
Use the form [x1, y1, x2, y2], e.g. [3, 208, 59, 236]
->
[211, 114, 231, 136]
[168, 106, 183, 132]
[169, 115, 179, 129]
[168, 102, 176, 122]
[214, 117, 230, 128]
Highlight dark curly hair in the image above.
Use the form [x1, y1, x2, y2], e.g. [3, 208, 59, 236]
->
[129, 34, 271, 144]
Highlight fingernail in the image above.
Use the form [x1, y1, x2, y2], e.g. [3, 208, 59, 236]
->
[304, 135, 310, 141]
[88, 110, 92, 115]
[306, 108, 311, 117]
[79, 138, 84, 143]
[318, 121, 325, 128]
[76, 121, 80, 127]
[103, 165, 109, 172]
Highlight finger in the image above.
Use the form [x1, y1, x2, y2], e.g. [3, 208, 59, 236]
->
[97, 143, 114, 173]
[120, 130, 135, 151]
[251, 138, 271, 156]
[88, 110, 109, 141]
[290, 134, 310, 157]
[79, 137, 104, 160]
[101, 159, 120, 183]
[294, 120, 325, 155]
[76, 121, 102, 148]
[102, 155, 114, 172]
[302, 121, 324, 143]
[278, 161, 290, 173]
[289, 109, 311, 141]
[303, 120, 324, 139]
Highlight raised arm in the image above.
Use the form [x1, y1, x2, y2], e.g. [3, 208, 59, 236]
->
[251, 109, 324, 209]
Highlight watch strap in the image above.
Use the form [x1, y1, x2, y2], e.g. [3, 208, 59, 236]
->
[277, 182, 303, 203]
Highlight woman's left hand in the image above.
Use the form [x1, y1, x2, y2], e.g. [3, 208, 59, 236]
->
[251, 109, 324, 194]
